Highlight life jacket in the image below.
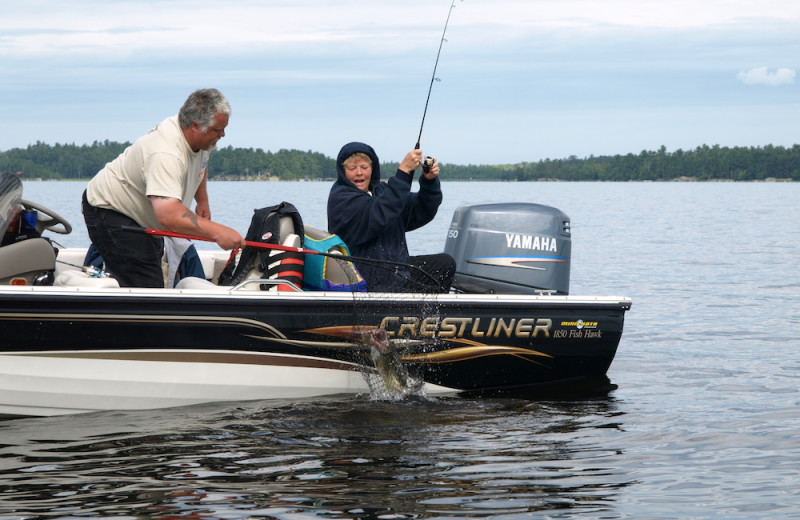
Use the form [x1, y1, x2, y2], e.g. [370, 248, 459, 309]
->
[303, 226, 367, 292]
[218, 201, 305, 291]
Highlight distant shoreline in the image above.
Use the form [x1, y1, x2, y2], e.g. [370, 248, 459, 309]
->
[18, 177, 796, 183]
[4, 141, 798, 182]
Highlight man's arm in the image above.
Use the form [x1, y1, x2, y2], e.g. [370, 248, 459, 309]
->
[149, 196, 244, 250]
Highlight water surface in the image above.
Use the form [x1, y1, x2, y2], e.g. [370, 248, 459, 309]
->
[3, 181, 799, 519]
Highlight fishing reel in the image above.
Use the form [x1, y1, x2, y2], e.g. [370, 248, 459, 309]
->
[422, 156, 434, 174]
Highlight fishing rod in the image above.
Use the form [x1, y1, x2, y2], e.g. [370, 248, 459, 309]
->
[56, 259, 110, 278]
[121, 226, 446, 291]
[415, 0, 460, 171]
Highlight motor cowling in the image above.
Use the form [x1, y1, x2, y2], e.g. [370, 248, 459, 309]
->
[444, 202, 571, 294]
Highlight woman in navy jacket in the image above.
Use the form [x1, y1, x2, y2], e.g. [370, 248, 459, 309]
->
[327, 141, 455, 292]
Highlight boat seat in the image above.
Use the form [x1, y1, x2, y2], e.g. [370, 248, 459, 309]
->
[175, 276, 227, 290]
[237, 229, 303, 291]
[55, 269, 120, 288]
[174, 276, 302, 292]
[0, 238, 57, 285]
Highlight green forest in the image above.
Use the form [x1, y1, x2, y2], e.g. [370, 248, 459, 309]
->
[1, 141, 798, 182]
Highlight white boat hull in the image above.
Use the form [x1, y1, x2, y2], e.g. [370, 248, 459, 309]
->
[0, 350, 455, 416]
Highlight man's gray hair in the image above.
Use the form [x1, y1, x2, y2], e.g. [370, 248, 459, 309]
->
[178, 88, 232, 131]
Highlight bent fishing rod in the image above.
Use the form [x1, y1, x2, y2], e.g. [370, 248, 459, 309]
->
[415, 0, 460, 161]
[121, 226, 446, 292]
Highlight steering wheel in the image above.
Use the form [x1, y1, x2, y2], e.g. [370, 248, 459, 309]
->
[20, 199, 73, 235]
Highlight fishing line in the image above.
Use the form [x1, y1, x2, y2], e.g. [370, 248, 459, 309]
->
[451, 271, 557, 295]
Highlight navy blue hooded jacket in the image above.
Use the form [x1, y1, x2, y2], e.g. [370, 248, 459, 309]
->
[327, 142, 443, 291]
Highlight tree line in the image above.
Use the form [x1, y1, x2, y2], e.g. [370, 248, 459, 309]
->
[1, 141, 797, 181]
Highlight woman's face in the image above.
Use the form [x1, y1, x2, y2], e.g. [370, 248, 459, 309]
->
[344, 158, 373, 192]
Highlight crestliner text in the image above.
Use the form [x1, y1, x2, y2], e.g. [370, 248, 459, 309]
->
[379, 316, 553, 339]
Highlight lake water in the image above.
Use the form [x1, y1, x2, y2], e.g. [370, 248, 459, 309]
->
[2, 180, 799, 519]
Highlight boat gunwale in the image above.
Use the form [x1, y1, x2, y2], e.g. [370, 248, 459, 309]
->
[0, 283, 632, 309]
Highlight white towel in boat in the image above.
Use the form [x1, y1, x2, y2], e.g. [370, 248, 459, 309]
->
[164, 237, 193, 288]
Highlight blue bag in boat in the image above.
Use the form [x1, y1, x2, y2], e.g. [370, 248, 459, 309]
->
[303, 226, 367, 292]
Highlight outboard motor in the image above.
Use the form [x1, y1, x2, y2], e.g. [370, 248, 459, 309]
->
[444, 202, 571, 294]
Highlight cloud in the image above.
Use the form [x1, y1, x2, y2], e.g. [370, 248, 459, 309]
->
[737, 67, 796, 86]
[3, 0, 800, 161]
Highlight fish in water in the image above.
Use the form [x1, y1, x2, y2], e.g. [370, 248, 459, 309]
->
[367, 328, 410, 393]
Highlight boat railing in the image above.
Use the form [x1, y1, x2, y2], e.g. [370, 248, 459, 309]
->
[231, 278, 304, 293]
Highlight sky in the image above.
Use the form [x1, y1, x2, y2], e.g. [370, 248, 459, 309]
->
[1, 0, 798, 164]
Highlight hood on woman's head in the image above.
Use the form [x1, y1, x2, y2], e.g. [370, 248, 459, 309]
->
[336, 142, 381, 187]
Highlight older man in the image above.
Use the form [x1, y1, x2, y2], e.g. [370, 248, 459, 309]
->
[82, 88, 245, 287]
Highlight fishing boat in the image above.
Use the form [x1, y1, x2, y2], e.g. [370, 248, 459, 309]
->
[0, 172, 631, 417]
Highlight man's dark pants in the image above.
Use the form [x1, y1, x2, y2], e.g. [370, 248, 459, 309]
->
[82, 191, 164, 288]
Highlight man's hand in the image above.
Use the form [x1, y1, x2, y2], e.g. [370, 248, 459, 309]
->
[195, 200, 211, 219]
[213, 227, 246, 250]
